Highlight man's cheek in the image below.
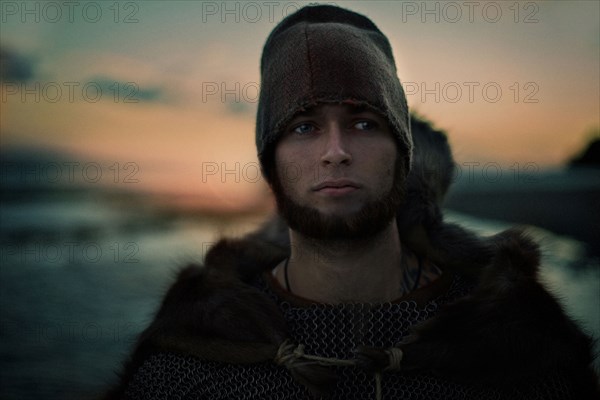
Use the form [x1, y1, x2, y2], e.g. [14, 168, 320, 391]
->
[279, 164, 303, 188]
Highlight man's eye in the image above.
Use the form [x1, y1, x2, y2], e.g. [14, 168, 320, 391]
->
[354, 120, 376, 130]
[292, 123, 315, 135]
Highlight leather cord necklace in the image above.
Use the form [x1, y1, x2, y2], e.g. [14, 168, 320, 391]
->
[284, 256, 292, 293]
[282, 255, 423, 295]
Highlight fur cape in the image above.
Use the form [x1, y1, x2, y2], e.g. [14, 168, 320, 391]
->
[104, 116, 599, 399]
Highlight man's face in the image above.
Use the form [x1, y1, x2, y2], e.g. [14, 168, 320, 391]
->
[272, 103, 405, 240]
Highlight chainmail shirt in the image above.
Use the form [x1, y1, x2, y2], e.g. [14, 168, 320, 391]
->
[123, 273, 575, 399]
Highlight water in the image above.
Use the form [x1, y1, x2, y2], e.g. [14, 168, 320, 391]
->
[445, 211, 600, 342]
[1, 190, 598, 399]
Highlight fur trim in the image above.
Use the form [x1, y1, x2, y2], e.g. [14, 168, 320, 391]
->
[398, 229, 599, 397]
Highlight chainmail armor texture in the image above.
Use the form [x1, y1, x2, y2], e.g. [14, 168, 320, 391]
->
[123, 275, 575, 399]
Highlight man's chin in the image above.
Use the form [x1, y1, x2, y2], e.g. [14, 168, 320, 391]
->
[278, 197, 396, 241]
[314, 206, 364, 220]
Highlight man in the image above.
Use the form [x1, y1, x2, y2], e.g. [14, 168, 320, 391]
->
[106, 4, 598, 399]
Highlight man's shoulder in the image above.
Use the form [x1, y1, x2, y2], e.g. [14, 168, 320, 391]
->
[103, 236, 290, 399]
[146, 236, 289, 348]
[203, 235, 287, 281]
[399, 228, 598, 395]
[150, 233, 288, 322]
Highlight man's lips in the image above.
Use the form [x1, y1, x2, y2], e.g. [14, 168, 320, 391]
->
[312, 180, 361, 195]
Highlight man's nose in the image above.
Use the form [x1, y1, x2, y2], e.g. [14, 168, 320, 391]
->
[320, 124, 352, 166]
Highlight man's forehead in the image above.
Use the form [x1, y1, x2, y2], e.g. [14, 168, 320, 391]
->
[295, 103, 375, 117]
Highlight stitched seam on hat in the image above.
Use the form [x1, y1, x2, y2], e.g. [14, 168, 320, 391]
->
[303, 23, 314, 94]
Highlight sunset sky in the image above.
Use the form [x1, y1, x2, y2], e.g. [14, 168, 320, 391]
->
[1, 0, 599, 211]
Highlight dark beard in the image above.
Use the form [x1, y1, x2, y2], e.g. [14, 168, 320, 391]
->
[272, 158, 406, 241]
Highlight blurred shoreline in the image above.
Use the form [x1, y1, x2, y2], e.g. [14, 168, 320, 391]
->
[445, 167, 600, 256]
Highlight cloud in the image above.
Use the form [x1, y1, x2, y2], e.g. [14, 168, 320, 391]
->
[0, 46, 35, 82]
[86, 76, 165, 103]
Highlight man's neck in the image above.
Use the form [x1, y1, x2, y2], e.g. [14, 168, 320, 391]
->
[275, 220, 406, 304]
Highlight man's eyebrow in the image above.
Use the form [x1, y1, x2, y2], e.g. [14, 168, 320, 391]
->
[347, 105, 371, 114]
[296, 108, 319, 117]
